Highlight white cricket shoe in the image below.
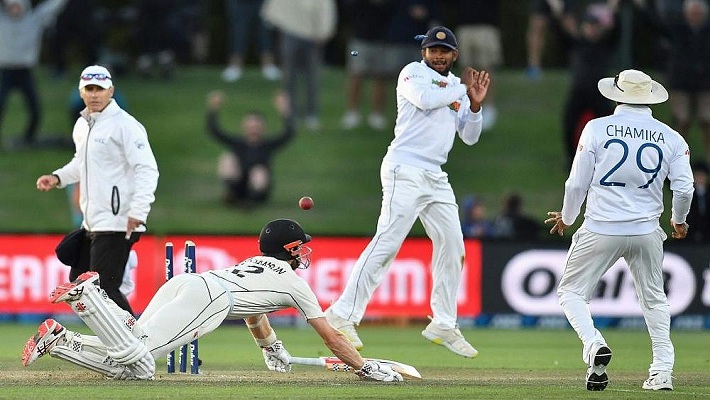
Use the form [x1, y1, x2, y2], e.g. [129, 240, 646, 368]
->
[367, 113, 387, 130]
[324, 308, 363, 350]
[50, 271, 100, 303]
[643, 371, 673, 390]
[221, 65, 242, 82]
[261, 64, 281, 81]
[340, 111, 361, 130]
[421, 320, 478, 358]
[304, 116, 321, 131]
[22, 318, 66, 366]
[586, 342, 612, 391]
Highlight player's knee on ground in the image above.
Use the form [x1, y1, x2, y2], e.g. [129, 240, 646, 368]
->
[108, 339, 154, 378]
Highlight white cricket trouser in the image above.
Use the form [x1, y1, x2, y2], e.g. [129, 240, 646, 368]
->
[331, 162, 465, 329]
[557, 227, 674, 372]
[138, 273, 232, 359]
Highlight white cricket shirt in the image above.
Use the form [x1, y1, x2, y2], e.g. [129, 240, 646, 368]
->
[383, 60, 483, 172]
[562, 104, 694, 235]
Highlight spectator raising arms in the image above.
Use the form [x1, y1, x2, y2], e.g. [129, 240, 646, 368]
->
[0, 0, 67, 149]
[205, 90, 295, 208]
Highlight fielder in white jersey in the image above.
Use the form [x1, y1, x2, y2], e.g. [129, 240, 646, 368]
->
[21, 219, 402, 382]
[545, 69, 694, 392]
[325, 26, 490, 358]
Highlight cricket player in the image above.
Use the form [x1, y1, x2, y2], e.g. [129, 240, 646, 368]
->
[545, 69, 694, 391]
[22, 219, 403, 382]
[325, 26, 490, 358]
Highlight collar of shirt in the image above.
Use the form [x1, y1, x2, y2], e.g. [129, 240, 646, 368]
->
[613, 103, 652, 116]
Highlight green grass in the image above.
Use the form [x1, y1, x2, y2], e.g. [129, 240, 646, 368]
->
[1, 322, 708, 398]
[0, 66, 704, 236]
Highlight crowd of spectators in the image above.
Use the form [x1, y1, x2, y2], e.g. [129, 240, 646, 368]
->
[3, 0, 709, 229]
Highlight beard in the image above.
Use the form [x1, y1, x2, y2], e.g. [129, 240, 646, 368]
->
[424, 60, 451, 76]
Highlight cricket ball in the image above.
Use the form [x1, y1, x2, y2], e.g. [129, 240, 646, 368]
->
[299, 196, 314, 210]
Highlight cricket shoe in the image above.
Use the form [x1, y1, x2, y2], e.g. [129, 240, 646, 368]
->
[586, 343, 612, 391]
[22, 318, 66, 366]
[421, 319, 478, 358]
[50, 271, 100, 303]
[642, 371, 673, 390]
[324, 307, 363, 350]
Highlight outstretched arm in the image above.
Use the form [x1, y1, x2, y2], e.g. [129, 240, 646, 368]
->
[205, 91, 239, 146]
[309, 317, 402, 381]
[308, 317, 364, 370]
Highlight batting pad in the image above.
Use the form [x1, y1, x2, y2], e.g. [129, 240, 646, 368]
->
[67, 284, 153, 375]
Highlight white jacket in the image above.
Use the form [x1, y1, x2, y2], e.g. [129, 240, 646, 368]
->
[54, 100, 159, 232]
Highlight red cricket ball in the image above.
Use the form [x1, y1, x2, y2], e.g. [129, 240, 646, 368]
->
[299, 196, 314, 210]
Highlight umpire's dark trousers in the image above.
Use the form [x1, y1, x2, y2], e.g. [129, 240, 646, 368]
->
[71, 232, 140, 316]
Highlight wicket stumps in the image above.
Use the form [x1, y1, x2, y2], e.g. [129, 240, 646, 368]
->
[165, 240, 199, 374]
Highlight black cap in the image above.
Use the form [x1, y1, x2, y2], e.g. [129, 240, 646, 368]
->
[259, 219, 311, 260]
[420, 26, 458, 50]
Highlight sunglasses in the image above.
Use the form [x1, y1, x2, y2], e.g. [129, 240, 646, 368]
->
[81, 73, 111, 80]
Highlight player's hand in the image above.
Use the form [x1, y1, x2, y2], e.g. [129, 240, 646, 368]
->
[262, 340, 291, 373]
[36, 174, 59, 191]
[467, 69, 490, 109]
[670, 219, 689, 239]
[545, 211, 570, 236]
[206, 90, 225, 111]
[125, 217, 143, 240]
[356, 360, 403, 382]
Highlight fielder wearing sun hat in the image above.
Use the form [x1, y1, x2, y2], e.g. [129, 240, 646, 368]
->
[420, 26, 458, 50]
[597, 69, 668, 105]
[78, 65, 113, 90]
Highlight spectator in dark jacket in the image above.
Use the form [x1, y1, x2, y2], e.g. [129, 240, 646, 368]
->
[206, 90, 295, 207]
[493, 192, 542, 240]
[687, 160, 710, 242]
[647, 0, 710, 162]
[553, 2, 619, 166]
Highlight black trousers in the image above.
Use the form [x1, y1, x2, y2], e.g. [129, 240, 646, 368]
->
[0, 68, 40, 143]
[70, 232, 140, 316]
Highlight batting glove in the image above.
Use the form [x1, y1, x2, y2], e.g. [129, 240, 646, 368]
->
[356, 360, 403, 382]
[261, 340, 291, 373]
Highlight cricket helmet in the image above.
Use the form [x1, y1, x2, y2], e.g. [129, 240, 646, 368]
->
[259, 219, 312, 269]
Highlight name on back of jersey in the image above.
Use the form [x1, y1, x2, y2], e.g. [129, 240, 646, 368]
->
[606, 124, 665, 143]
[234, 257, 287, 275]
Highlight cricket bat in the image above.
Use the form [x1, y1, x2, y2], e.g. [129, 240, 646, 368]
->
[289, 356, 422, 380]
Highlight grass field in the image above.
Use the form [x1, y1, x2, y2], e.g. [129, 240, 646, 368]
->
[0, 66, 704, 237]
[1, 322, 708, 399]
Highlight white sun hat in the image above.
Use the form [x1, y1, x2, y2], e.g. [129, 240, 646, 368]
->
[78, 65, 113, 89]
[597, 69, 668, 105]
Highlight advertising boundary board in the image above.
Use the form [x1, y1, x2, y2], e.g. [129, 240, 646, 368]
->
[1, 235, 707, 328]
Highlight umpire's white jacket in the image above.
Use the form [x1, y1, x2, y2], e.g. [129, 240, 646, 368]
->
[54, 100, 159, 233]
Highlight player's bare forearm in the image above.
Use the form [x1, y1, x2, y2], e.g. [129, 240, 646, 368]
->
[310, 317, 364, 369]
[246, 314, 277, 345]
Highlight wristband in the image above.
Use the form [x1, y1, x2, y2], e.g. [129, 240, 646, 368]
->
[52, 174, 61, 186]
[255, 330, 277, 348]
